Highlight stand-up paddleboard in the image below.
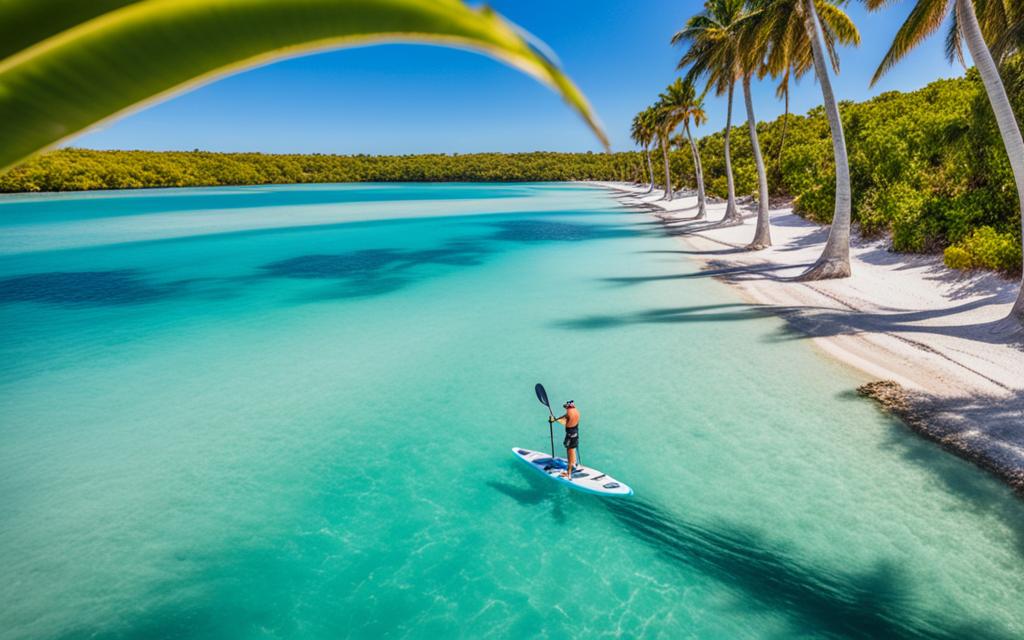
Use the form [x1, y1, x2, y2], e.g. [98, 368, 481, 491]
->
[512, 448, 633, 497]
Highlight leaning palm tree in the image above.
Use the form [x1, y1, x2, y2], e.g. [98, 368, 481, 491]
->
[753, 0, 859, 278]
[674, 0, 753, 224]
[659, 78, 709, 218]
[653, 100, 676, 200]
[736, 9, 774, 249]
[867, 0, 1024, 324]
[631, 108, 658, 193]
[685, 92, 711, 219]
[0, 0, 607, 172]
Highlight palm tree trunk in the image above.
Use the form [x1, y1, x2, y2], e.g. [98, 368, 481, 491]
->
[722, 80, 741, 222]
[660, 134, 674, 201]
[644, 145, 655, 193]
[797, 0, 852, 279]
[685, 121, 707, 219]
[957, 0, 1024, 325]
[774, 83, 789, 185]
[744, 75, 772, 249]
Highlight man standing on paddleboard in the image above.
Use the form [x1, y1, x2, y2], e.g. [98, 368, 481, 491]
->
[549, 400, 580, 479]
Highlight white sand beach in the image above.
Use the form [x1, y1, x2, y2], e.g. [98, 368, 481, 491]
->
[599, 182, 1024, 491]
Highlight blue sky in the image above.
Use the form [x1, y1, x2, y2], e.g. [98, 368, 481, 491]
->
[74, 0, 965, 154]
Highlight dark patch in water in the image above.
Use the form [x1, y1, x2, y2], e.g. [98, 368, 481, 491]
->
[603, 498, 1015, 640]
[553, 303, 773, 330]
[262, 249, 408, 279]
[0, 270, 184, 306]
[487, 219, 633, 243]
[258, 240, 491, 301]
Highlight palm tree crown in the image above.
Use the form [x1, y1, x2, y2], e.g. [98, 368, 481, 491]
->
[752, 0, 858, 85]
[673, 0, 753, 96]
[868, 0, 1020, 84]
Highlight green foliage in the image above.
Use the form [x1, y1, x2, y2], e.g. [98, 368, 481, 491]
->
[944, 227, 1023, 273]
[687, 67, 1023, 274]
[6, 57, 1024, 276]
[0, 149, 645, 192]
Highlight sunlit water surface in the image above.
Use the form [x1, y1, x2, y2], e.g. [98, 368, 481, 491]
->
[1, 183, 1022, 639]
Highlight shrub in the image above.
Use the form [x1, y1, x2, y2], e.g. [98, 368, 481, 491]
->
[944, 227, 1023, 274]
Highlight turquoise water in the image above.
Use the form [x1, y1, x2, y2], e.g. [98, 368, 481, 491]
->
[1, 183, 1022, 639]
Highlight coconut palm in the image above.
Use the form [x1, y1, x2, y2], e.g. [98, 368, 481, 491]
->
[674, 0, 755, 224]
[653, 100, 677, 200]
[0, 0, 607, 172]
[752, 0, 859, 278]
[685, 93, 711, 220]
[631, 108, 658, 193]
[938, 0, 1022, 66]
[734, 9, 775, 249]
[868, 0, 1024, 324]
[660, 78, 710, 218]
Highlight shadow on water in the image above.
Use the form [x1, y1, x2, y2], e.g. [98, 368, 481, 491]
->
[2, 214, 656, 310]
[601, 262, 810, 286]
[255, 217, 651, 302]
[490, 463, 569, 525]
[859, 395, 1024, 560]
[0, 270, 189, 307]
[257, 240, 492, 301]
[601, 498, 1014, 640]
[485, 219, 642, 243]
[486, 467, 1014, 638]
[553, 303, 775, 330]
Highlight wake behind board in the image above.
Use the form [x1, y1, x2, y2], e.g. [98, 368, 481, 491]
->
[512, 448, 633, 497]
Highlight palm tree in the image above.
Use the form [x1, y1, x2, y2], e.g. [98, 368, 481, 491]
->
[682, 91, 711, 220]
[0, 0, 607, 172]
[868, 0, 1024, 324]
[653, 100, 676, 200]
[753, 0, 859, 278]
[660, 78, 709, 218]
[674, 0, 753, 224]
[772, 72, 792, 184]
[735, 9, 774, 249]
[631, 108, 658, 193]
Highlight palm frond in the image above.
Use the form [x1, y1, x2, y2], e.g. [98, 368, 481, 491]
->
[869, 0, 950, 85]
[0, 0, 607, 171]
[945, 8, 967, 67]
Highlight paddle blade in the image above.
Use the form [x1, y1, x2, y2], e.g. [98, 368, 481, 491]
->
[534, 383, 550, 408]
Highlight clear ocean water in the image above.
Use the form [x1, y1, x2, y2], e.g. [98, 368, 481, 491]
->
[1, 183, 1022, 639]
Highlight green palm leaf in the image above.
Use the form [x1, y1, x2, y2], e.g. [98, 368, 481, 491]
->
[0, 0, 607, 172]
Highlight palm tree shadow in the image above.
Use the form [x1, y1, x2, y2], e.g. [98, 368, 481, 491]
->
[602, 498, 1016, 639]
[868, 405, 1024, 558]
[551, 303, 776, 330]
[0, 269, 193, 307]
[637, 248, 747, 256]
[600, 262, 807, 288]
[765, 295, 1024, 349]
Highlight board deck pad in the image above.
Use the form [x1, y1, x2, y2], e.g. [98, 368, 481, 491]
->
[512, 448, 633, 497]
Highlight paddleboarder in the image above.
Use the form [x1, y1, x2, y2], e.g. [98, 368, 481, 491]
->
[549, 400, 580, 478]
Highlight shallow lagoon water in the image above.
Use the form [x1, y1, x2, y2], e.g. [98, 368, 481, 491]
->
[1, 183, 1022, 639]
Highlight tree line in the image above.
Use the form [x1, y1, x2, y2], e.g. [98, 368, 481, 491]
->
[634, 0, 1024, 326]
[0, 150, 641, 192]
[3, 59, 1023, 285]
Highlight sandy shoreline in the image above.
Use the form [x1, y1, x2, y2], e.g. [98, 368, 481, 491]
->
[596, 181, 1024, 493]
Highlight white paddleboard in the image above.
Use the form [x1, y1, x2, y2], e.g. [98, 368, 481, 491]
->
[512, 448, 633, 497]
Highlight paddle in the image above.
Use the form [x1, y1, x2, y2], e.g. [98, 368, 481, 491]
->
[534, 383, 556, 462]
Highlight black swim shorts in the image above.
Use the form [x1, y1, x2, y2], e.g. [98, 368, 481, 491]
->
[563, 427, 579, 450]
